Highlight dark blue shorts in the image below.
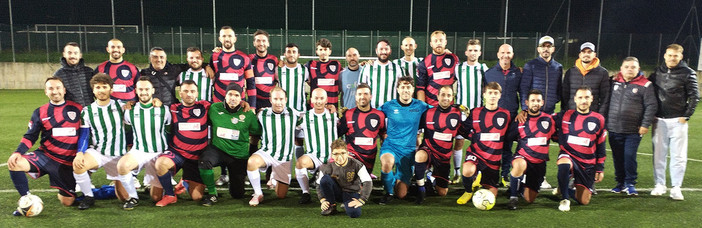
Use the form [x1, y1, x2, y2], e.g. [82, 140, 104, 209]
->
[160, 151, 203, 184]
[24, 150, 76, 197]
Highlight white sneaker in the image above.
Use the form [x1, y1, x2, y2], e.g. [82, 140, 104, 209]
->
[558, 199, 571, 212]
[670, 186, 684, 200]
[249, 194, 264, 206]
[215, 175, 229, 186]
[650, 184, 666, 196]
[541, 178, 552, 189]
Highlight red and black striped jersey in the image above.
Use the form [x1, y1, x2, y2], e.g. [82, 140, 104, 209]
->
[16, 101, 82, 165]
[306, 60, 341, 108]
[417, 53, 459, 106]
[463, 106, 512, 170]
[249, 53, 278, 109]
[507, 112, 556, 164]
[338, 107, 386, 155]
[210, 50, 255, 103]
[554, 110, 607, 172]
[169, 100, 211, 160]
[95, 60, 139, 101]
[420, 105, 464, 162]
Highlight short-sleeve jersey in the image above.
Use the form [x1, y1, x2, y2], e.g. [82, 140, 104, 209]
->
[250, 53, 279, 109]
[278, 63, 309, 112]
[257, 107, 302, 162]
[455, 62, 488, 109]
[81, 99, 126, 156]
[420, 105, 463, 162]
[360, 61, 403, 108]
[554, 110, 607, 172]
[380, 99, 431, 153]
[211, 50, 253, 103]
[463, 106, 512, 170]
[300, 109, 339, 163]
[178, 68, 213, 102]
[338, 107, 386, 155]
[209, 102, 262, 159]
[306, 60, 341, 108]
[507, 112, 556, 164]
[124, 103, 171, 153]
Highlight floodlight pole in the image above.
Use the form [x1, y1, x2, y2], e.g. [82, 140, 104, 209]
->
[111, 0, 116, 38]
[425, 0, 430, 56]
[141, 0, 146, 54]
[409, 0, 413, 33]
[8, 0, 15, 62]
[213, 0, 217, 48]
[596, 0, 603, 52]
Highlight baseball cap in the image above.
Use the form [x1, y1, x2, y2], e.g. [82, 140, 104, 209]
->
[580, 42, 596, 51]
[538, 36, 555, 46]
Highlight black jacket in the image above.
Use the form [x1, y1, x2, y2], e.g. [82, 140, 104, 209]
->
[140, 63, 187, 107]
[54, 57, 94, 107]
[649, 61, 700, 119]
[607, 72, 658, 134]
[562, 65, 611, 117]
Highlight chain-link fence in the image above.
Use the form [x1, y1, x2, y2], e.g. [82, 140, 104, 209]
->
[0, 24, 697, 70]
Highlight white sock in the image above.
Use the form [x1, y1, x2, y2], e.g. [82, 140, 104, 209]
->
[453, 150, 463, 169]
[247, 170, 263, 195]
[295, 168, 309, 193]
[118, 173, 138, 199]
[417, 178, 425, 187]
[73, 172, 94, 197]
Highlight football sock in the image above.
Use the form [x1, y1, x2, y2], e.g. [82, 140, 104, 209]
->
[73, 172, 94, 197]
[462, 175, 475, 193]
[453, 150, 463, 170]
[557, 164, 571, 200]
[295, 168, 309, 194]
[381, 171, 395, 195]
[414, 162, 427, 186]
[10, 170, 29, 196]
[199, 168, 217, 195]
[158, 172, 174, 196]
[509, 174, 523, 197]
[118, 173, 138, 199]
[248, 170, 263, 195]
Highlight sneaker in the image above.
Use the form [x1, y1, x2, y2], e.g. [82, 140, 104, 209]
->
[155, 195, 178, 207]
[379, 194, 394, 205]
[670, 186, 684, 200]
[611, 183, 625, 193]
[122, 198, 139, 210]
[174, 180, 186, 195]
[370, 174, 378, 180]
[321, 204, 338, 216]
[215, 175, 229, 186]
[558, 199, 570, 212]
[501, 176, 510, 188]
[624, 185, 638, 196]
[472, 172, 482, 192]
[552, 187, 560, 196]
[449, 174, 461, 184]
[415, 186, 426, 205]
[249, 194, 264, 206]
[78, 196, 95, 210]
[12, 210, 22, 216]
[650, 184, 666, 196]
[299, 193, 311, 204]
[456, 192, 473, 205]
[507, 197, 518, 210]
[540, 178, 552, 189]
[201, 194, 218, 206]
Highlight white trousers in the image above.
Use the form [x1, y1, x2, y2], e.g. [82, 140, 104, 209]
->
[651, 117, 688, 187]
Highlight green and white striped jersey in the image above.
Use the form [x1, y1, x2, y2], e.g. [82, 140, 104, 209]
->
[278, 63, 308, 112]
[257, 107, 302, 162]
[455, 62, 488, 109]
[360, 61, 403, 108]
[392, 56, 422, 81]
[124, 102, 172, 153]
[80, 99, 127, 156]
[300, 109, 338, 163]
[178, 68, 213, 102]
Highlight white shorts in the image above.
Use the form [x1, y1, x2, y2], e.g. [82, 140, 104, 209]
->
[301, 153, 323, 172]
[85, 148, 121, 180]
[125, 148, 162, 188]
[253, 151, 292, 184]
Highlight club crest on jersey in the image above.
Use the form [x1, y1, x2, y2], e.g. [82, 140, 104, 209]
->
[496, 117, 505, 126]
[370, 119, 378, 128]
[67, 111, 77, 121]
[588, 122, 597, 131]
[541, 121, 550, 129]
[193, 108, 201, 117]
[450, 119, 458, 127]
[121, 70, 130, 77]
[444, 57, 452, 66]
[329, 65, 337, 73]
[233, 58, 242, 66]
[267, 62, 274, 71]
[239, 114, 246, 122]
[231, 117, 239, 124]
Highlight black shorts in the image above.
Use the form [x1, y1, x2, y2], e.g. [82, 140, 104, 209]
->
[421, 147, 451, 188]
[464, 154, 499, 189]
[559, 154, 595, 193]
[199, 145, 248, 198]
[160, 151, 203, 184]
[513, 156, 546, 192]
[24, 150, 76, 197]
[349, 149, 377, 172]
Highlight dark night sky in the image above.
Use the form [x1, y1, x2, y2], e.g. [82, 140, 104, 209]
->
[1, 0, 700, 34]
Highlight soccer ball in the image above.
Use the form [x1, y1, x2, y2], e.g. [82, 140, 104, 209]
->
[471, 189, 495, 211]
[17, 194, 43, 217]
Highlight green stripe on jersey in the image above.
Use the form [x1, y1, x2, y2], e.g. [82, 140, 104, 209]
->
[361, 62, 402, 108]
[278, 64, 307, 112]
[82, 100, 127, 156]
[456, 62, 487, 109]
[127, 103, 171, 153]
[180, 69, 213, 102]
[302, 110, 338, 163]
[258, 107, 300, 162]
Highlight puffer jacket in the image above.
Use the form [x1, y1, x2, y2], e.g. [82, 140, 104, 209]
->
[485, 62, 522, 115]
[607, 72, 657, 134]
[53, 57, 94, 107]
[140, 63, 187, 106]
[520, 57, 563, 114]
[648, 61, 699, 119]
[562, 61, 610, 117]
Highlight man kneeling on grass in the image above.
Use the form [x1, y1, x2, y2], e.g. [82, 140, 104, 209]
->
[318, 139, 372, 218]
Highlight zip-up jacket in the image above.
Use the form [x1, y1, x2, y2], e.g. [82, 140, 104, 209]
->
[648, 61, 699, 119]
[562, 62, 610, 117]
[54, 57, 94, 107]
[607, 72, 657, 134]
[520, 57, 563, 114]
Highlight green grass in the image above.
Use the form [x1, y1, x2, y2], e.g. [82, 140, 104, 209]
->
[1, 89, 702, 226]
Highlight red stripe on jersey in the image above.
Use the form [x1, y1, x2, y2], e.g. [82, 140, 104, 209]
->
[170, 101, 211, 160]
[250, 54, 279, 109]
[96, 60, 139, 101]
[212, 50, 252, 103]
[556, 110, 606, 169]
[421, 106, 462, 162]
[515, 113, 556, 164]
[465, 107, 511, 170]
[23, 102, 82, 165]
[306, 60, 341, 107]
[339, 108, 386, 156]
[417, 53, 459, 106]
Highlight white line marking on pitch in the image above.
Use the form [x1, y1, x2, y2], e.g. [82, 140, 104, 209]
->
[548, 143, 702, 162]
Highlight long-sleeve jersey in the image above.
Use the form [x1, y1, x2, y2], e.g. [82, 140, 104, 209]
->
[420, 105, 464, 162]
[463, 106, 512, 170]
[250, 53, 279, 109]
[169, 101, 211, 160]
[416, 53, 459, 106]
[16, 101, 83, 166]
[554, 110, 607, 172]
[506, 112, 556, 164]
[211, 50, 255, 105]
[306, 60, 342, 108]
